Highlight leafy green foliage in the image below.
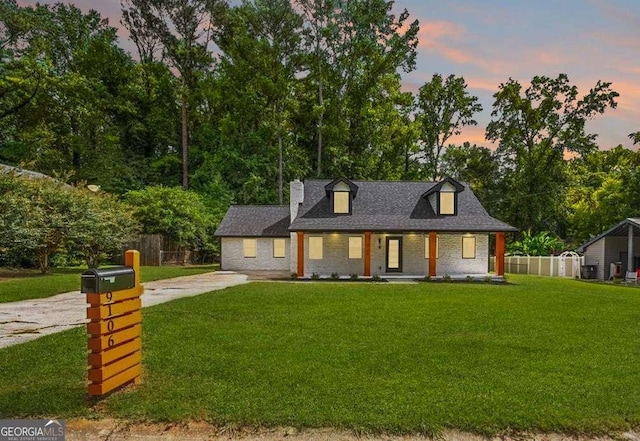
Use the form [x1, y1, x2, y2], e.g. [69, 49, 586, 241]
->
[507, 230, 565, 256]
[0, 173, 138, 272]
[124, 186, 216, 251]
[486, 74, 619, 234]
[414, 74, 482, 180]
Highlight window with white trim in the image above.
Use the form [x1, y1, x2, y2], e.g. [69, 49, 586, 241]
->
[273, 238, 286, 258]
[243, 239, 257, 258]
[309, 236, 323, 259]
[424, 236, 439, 258]
[462, 236, 476, 259]
[348, 236, 363, 259]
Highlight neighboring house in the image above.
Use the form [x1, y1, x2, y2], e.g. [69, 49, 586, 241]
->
[0, 163, 55, 181]
[214, 177, 517, 278]
[577, 218, 640, 280]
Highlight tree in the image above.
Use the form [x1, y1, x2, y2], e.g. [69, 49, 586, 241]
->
[414, 74, 482, 180]
[124, 186, 216, 250]
[0, 172, 138, 272]
[630, 132, 640, 145]
[565, 146, 640, 247]
[485, 74, 618, 233]
[440, 142, 499, 209]
[69, 189, 140, 268]
[295, 0, 419, 178]
[121, 0, 227, 189]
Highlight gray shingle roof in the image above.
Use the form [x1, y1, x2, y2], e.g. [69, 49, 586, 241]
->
[289, 179, 517, 233]
[0, 163, 56, 181]
[214, 205, 290, 237]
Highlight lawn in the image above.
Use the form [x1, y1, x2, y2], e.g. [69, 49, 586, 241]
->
[0, 276, 638, 435]
[0, 265, 219, 303]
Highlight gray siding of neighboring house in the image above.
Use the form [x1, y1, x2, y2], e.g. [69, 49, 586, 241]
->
[221, 237, 290, 271]
[604, 236, 640, 277]
[584, 236, 640, 280]
[290, 232, 489, 277]
[583, 237, 606, 280]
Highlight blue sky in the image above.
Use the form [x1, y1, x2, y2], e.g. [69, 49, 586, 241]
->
[18, 0, 640, 150]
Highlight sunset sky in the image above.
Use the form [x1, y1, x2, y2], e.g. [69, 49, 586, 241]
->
[18, 0, 640, 150]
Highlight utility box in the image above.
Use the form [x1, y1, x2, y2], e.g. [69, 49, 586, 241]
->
[580, 265, 597, 280]
[81, 267, 136, 293]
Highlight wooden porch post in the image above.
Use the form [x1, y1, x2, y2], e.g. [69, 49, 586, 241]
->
[429, 232, 437, 277]
[496, 232, 505, 276]
[364, 232, 372, 277]
[297, 231, 304, 277]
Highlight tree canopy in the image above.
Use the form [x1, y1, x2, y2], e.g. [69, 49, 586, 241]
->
[1, 1, 637, 260]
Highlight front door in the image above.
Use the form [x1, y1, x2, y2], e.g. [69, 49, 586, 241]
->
[386, 237, 403, 272]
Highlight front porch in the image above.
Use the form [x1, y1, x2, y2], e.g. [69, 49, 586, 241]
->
[292, 231, 506, 278]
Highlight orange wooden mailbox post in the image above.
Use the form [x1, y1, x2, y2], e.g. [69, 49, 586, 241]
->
[82, 250, 143, 397]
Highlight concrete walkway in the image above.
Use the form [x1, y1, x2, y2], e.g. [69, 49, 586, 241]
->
[0, 271, 248, 349]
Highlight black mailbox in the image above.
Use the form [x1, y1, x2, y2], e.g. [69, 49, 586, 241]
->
[81, 266, 136, 293]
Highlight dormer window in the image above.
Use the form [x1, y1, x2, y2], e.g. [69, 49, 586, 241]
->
[422, 177, 464, 216]
[439, 190, 455, 215]
[325, 177, 359, 215]
[334, 190, 350, 213]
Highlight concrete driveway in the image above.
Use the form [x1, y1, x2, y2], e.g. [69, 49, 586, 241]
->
[0, 271, 248, 349]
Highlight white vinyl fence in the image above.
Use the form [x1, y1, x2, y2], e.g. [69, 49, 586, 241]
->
[490, 252, 585, 278]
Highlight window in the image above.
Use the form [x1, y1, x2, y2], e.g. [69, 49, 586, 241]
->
[462, 236, 476, 259]
[333, 191, 350, 214]
[243, 239, 257, 258]
[440, 191, 455, 215]
[424, 236, 439, 258]
[348, 236, 362, 259]
[309, 236, 323, 259]
[273, 238, 286, 258]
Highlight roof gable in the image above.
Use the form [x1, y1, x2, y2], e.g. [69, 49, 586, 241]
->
[577, 217, 640, 252]
[421, 177, 464, 198]
[324, 177, 359, 198]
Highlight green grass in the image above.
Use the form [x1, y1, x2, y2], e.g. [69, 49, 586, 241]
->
[0, 276, 639, 435]
[0, 265, 218, 303]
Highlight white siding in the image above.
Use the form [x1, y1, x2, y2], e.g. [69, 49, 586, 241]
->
[221, 237, 290, 271]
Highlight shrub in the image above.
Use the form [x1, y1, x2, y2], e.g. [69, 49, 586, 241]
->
[124, 186, 216, 251]
[350, 273, 359, 280]
[311, 273, 320, 280]
[330, 272, 340, 280]
[443, 274, 452, 282]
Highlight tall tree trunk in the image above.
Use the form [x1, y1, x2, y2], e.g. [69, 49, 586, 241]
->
[277, 101, 283, 205]
[181, 93, 189, 189]
[278, 131, 283, 205]
[316, 72, 323, 177]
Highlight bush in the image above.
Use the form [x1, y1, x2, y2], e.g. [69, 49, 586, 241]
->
[350, 273, 359, 280]
[311, 273, 320, 280]
[0, 173, 139, 272]
[330, 272, 340, 280]
[124, 186, 216, 251]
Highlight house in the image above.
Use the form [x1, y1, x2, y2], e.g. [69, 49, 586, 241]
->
[577, 218, 640, 280]
[214, 177, 517, 278]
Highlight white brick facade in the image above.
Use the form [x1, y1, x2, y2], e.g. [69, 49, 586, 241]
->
[221, 237, 291, 271]
[287, 232, 489, 277]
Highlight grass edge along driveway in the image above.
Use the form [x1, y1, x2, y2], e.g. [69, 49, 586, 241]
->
[0, 275, 638, 436]
[0, 265, 218, 303]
